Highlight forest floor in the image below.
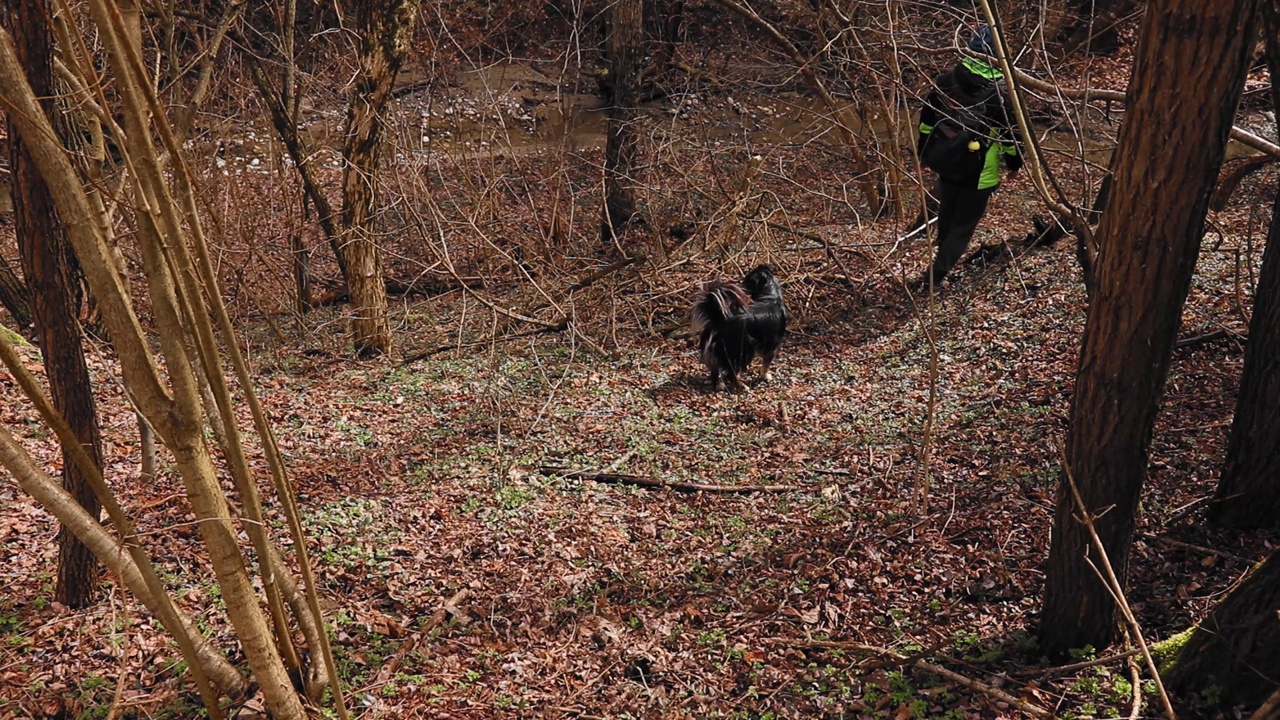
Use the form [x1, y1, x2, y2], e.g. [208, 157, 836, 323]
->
[3, 17, 1280, 720]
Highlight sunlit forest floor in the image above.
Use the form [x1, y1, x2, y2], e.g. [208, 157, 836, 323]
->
[3, 182, 1273, 716]
[3, 16, 1279, 719]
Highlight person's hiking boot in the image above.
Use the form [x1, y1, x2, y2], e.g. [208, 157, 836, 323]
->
[906, 273, 950, 296]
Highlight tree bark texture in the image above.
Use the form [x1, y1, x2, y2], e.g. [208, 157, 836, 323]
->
[0, 253, 32, 329]
[1039, 0, 1259, 657]
[1166, 551, 1280, 709]
[340, 0, 419, 357]
[1211, 1, 1280, 530]
[4, 0, 104, 610]
[602, 0, 643, 244]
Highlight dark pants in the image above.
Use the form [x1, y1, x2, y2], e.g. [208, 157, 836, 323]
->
[909, 180, 995, 284]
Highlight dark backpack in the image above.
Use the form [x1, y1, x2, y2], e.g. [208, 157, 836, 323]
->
[921, 87, 995, 183]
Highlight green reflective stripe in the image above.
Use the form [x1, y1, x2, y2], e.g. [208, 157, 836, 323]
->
[919, 122, 933, 134]
[998, 142, 1017, 155]
[978, 141, 1002, 190]
[962, 57, 1003, 80]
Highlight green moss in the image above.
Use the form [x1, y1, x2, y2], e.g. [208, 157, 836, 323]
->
[1152, 626, 1196, 674]
[0, 324, 28, 347]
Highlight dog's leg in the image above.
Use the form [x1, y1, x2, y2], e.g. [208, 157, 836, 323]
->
[707, 361, 724, 391]
[724, 366, 744, 394]
[760, 350, 777, 383]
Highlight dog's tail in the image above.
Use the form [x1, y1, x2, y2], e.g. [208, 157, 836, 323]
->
[691, 280, 752, 333]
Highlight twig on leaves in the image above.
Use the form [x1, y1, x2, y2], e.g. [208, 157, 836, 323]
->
[1174, 329, 1245, 350]
[778, 639, 1052, 718]
[106, 592, 131, 720]
[539, 465, 799, 494]
[671, 60, 726, 89]
[601, 451, 636, 474]
[1138, 532, 1253, 565]
[1060, 443, 1177, 720]
[550, 708, 608, 720]
[1012, 647, 1142, 678]
[1126, 639, 1144, 720]
[401, 326, 562, 364]
[1161, 496, 1213, 526]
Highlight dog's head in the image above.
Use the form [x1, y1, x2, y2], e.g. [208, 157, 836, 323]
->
[742, 264, 779, 298]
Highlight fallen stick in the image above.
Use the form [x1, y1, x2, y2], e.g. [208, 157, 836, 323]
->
[1174, 329, 1245, 350]
[898, 216, 938, 242]
[1127, 640, 1144, 720]
[400, 326, 559, 365]
[1139, 532, 1254, 564]
[539, 465, 799, 494]
[780, 639, 1052, 718]
[566, 254, 643, 293]
[1012, 647, 1142, 677]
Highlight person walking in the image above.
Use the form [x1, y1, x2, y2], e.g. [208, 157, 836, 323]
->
[912, 27, 1022, 289]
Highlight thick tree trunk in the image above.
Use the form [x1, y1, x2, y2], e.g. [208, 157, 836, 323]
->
[602, 0, 643, 245]
[4, 0, 103, 610]
[340, 0, 419, 357]
[1166, 551, 1280, 709]
[1211, 2, 1280, 530]
[1039, 0, 1259, 657]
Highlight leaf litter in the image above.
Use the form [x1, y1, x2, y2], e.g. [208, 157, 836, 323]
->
[1, 32, 1277, 720]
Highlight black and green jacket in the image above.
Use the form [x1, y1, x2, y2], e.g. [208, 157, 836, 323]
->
[918, 58, 1022, 190]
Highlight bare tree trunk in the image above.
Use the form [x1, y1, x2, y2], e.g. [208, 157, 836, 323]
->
[0, 420, 245, 696]
[242, 28, 347, 281]
[171, 1, 241, 144]
[1211, 1, 1280, 530]
[138, 410, 157, 481]
[4, 0, 104, 610]
[339, 0, 419, 357]
[1166, 551, 1280, 709]
[0, 253, 32, 329]
[1039, 0, 1259, 657]
[115, 0, 163, 487]
[602, 0, 642, 245]
[0, 8, 310, 716]
[292, 219, 312, 313]
[283, 0, 312, 316]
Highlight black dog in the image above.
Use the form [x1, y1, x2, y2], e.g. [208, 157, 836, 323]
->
[691, 264, 789, 391]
